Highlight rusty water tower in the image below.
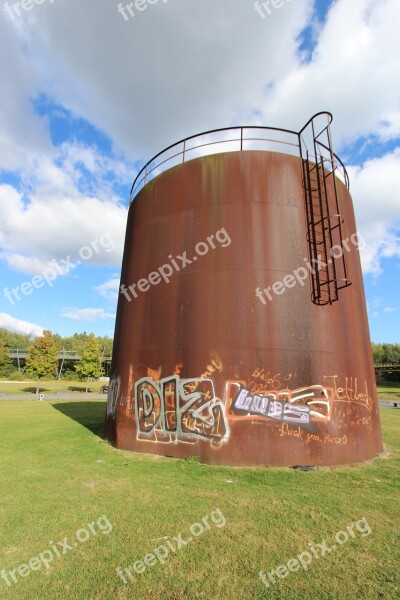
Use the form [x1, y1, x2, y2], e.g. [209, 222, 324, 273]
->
[106, 112, 383, 467]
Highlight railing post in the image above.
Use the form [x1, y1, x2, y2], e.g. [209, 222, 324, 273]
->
[58, 350, 64, 380]
[240, 127, 243, 151]
[144, 164, 148, 186]
[183, 140, 186, 163]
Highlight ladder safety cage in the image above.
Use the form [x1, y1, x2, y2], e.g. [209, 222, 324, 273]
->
[299, 112, 352, 306]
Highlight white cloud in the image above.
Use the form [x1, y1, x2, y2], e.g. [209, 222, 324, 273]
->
[367, 298, 398, 319]
[3, 0, 314, 158]
[0, 144, 127, 276]
[260, 0, 400, 145]
[94, 278, 120, 301]
[2, 0, 399, 162]
[372, 297, 385, 308]
[0, 17, 51, 172]
[348, 149, 400, 275]
[61, 308, 115, 321]
[0, 313, 44, 337]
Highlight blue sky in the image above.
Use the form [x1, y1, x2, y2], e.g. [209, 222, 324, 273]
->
[0, 0, 399, 343]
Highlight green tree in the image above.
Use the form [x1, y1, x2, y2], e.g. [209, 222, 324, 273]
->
[383, 343, 400, 364]
[0, 338, 11, 377]
[75, 334, 103, 393]
[371, 342, 385, 364]
[0, 327, 30, 350]
[98, 336, 113, 358]
[26, 331, 60, 394]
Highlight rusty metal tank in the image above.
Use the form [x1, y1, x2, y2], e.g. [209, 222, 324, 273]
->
[105, 112, 383, 467]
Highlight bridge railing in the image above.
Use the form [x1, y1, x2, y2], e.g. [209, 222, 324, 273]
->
[7, 349, 112, 361]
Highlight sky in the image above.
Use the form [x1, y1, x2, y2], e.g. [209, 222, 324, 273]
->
[0, 0, 399, 343]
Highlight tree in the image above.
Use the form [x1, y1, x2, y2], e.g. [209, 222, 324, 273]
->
[26, 331, 60, 394]
[371, 343, 385, 364]
[383, 343, 400, 364]
[0, 327, 30, 350]
[0, 338, 11, 377]
[98, 336, 113, 358]
[75, 334, 103, 393]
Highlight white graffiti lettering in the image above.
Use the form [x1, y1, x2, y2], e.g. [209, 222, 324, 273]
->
[134, 376, 230, 444]
[232, 387, 312, 427]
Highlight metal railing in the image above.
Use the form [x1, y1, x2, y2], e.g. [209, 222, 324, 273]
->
[7, 348, 112, 377]
[130, 112, 349, 202]
[7, 349, 111, 361]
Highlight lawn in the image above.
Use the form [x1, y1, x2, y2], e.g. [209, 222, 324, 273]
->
[377, 382, 400, 402]
[0, 379, 107, 395]
[0, 399, 399, 599]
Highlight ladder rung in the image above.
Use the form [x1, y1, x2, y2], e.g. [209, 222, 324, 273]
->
[303, 154, 351, 306]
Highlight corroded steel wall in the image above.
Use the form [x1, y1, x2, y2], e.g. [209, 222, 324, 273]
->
[105, 150, 383, 466]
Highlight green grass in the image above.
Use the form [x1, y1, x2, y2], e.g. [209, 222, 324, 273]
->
[0, 400, 399, 599]
[377, 382, 400, 402]
[0, 379, 107, 395]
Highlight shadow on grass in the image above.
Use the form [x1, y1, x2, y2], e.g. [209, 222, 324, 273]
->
[51, 401, 106, 438]
[22, 387, 49, 393]
[68, 385, 91, 392]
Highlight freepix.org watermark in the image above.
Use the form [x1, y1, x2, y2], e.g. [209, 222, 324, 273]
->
[120, 228, 231, 302]
[116, 509, 226, 584]
[3, 233, 115, 305]
[1, 515, 113, 588]
[254, 0, 293, 20]
[3, 0, 55, 20]
[117, 0, 168, 22]
[259, 517, 372, 589]
[255, 232, 366, 305]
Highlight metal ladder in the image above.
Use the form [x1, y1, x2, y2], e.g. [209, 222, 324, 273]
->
[300, 114, 352, 305]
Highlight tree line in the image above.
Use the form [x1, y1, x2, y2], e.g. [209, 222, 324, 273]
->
[0, 328, 399, 386]
[371, 343, 400, 365]
[0, 329, 112, 391]
[0, 328, 113, 356]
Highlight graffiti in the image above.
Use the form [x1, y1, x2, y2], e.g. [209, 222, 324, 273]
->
[324, 433, 348, 446]
[249, 368, 294, 391]
[278, 424, 305, 439]
[279, 423, 348, 446]
[173, 362, 183, 375]
[350, 415, 373, 428]
[106, 377, 120, 419]
[228, 383, 331, 425]
[200, 354, 223, 380]
[232, 387, 311, 427]
[147, 366, 162, 381]
[135, 376, 229, 445]
[330, 405, 373, 432]
[306, 432, 322, 444]
[107, 365, 374, 453]
[323, 375, 373, 411]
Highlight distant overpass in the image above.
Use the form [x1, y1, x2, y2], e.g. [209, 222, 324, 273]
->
[374, 363, 400, 378]
[374, 363, 400, 370]
[8, 349, 112, 361]
[8, 349, 112, 378]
